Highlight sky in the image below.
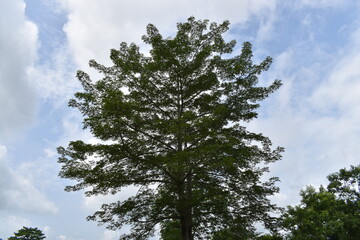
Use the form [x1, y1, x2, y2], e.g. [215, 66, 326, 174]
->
[1, 0, 360, 239]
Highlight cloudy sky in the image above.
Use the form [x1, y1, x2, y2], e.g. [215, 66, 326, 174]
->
[1, 0, 360, 239]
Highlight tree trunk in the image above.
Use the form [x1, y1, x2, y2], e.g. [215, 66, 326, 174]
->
[180, 207, 192, 240]
[180, 174, 193, 240]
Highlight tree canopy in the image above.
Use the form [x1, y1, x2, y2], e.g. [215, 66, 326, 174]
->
[8, 227, 45, 240]
[282, 165, 360, 240]
[58, 17, 283, 240]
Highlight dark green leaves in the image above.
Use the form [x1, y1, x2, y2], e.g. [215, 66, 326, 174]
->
[282, 165, 360, 240]
[58, 17, 282, 239]
[327, 165, 360, 202]
[8, 227, 45, 240]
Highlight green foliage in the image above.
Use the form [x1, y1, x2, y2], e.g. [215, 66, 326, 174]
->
[256, 233, 283, 240]
[327, 165, 360, 203]
[58, 16, 282, 240]
[160, 220, 181, 240]
[210, 225, 255, 240]
[8, 227, 45, 240]
[282, 165, 360, 240]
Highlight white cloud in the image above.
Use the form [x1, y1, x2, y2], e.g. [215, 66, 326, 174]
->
[254, 3, 277, 43]
[57, 235, 84, 240]
[299, 0, 346, 8]
[101, 230, 119, 240]
[0, 215, 31, 238]
[43, 226, 51, 236]
[28, 45, 80, 104]
[0, 145, 58, 214]
[57, 235, 86, 240]
[246, 21, 360, 206]
[82, 186, 139, 213]
[312, 53, 360, 115]
[0, 0, 38, 139]
[58, 0, 276, 71]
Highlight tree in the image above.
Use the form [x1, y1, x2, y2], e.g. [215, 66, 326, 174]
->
[58, 17, 283, 240]
[282, 186, 341, 240]
[8, 227, 45, 240]
[282, 165, 360, 240]
[327, 165, 360, 203]
[326, 165, 360, 239]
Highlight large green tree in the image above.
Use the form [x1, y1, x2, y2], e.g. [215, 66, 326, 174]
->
[282, 165, 360, 240]
[58, 17, 283, 240]
[8, 227, 45, 240]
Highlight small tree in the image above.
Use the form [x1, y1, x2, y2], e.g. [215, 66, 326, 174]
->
[8, 227, 45, 240]
[58, 17, 283, 240]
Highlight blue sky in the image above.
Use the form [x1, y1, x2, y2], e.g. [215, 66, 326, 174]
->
[1, 0, 360, 239]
